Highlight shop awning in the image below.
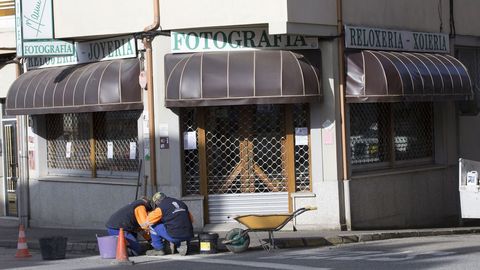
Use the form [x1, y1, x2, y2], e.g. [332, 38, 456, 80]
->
[6, 58, 143, 115]
[165, 50, 322, 107]
[346, 50, 473, 102]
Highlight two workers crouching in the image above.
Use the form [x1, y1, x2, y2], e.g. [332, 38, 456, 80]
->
[106, 192, 194, 256]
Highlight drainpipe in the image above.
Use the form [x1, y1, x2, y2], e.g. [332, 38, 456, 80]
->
[336, 0, 351, 230]
[143, 0, 160, 194]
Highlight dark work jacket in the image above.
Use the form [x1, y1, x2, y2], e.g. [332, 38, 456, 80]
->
[158, 197, 194, 238]
[106, 199, 152, 232]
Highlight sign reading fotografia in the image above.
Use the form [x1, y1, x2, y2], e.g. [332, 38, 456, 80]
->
[345, 25, 449, 53]
[27, 35, 137, 69]
[171, 28, 319, 53]
[23, 40, 74, 57]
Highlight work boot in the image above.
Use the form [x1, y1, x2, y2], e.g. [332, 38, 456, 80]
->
[146, 249, 165, 256]
[176, 241, 188, 256]
[127, 247, 139, 257]
[164, 241, 176, 254]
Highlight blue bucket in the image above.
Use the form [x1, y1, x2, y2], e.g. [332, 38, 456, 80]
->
[97, 235, 117, 259]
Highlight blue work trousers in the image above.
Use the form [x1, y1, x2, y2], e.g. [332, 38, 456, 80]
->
[150, 224, 192, 250]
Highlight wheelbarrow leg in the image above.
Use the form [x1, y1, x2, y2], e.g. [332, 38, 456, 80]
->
[269, 231, 275, 250]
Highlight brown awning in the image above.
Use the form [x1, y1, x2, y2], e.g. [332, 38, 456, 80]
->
[165, 50, 322, 107]
[6, 58, 143, 115]
[346, 50, 473, 102]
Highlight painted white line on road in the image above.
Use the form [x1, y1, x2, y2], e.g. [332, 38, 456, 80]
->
[183, 258, 331, 270]
[260, 249, 457, 262]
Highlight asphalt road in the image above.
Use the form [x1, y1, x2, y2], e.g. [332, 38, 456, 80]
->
[2, 234, 480, 270]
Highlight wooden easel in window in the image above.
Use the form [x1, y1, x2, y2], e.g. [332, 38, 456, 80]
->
[219, 106, 280, 193]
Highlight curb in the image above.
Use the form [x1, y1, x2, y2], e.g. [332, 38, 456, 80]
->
[272, 228, 480, 249]
[0, 240, 98, 254]
[1, 228, 479, 254]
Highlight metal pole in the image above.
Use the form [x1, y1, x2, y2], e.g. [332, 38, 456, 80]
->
[135, 159, 143, 200]
[141, 0, 161, 196]
[143, 38, 158, 195]
[336, 0, 352, 230]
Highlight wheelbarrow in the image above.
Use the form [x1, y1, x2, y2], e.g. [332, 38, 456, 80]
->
[222, 206, 317, 253]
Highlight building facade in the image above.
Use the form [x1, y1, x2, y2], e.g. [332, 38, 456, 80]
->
[4, 0, 480, 231]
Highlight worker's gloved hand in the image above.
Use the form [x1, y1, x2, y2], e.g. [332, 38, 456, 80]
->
[141, 230, 151, 241]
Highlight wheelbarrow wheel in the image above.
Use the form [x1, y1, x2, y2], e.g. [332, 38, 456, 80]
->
[224, 228, 250, 253]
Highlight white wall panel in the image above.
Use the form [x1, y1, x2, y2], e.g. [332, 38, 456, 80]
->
[0, 63, 16, 98]
[343, 0, 449, 33]
[53, 0, 154, 39]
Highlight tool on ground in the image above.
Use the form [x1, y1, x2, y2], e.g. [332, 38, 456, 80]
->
[143, 175, 148, 197]
[111, 228, 134, 265]
[15, 224, 32, 258]
[222, 206, 318, 253]
[135, 159, 143, 200]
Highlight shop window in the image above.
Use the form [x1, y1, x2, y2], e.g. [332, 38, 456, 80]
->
[181, 104, 311, 196]
[349, 102, 434, 169]
[46, 110, 141, 178]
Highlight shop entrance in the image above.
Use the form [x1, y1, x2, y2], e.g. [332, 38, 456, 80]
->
[2, 119, 17, 217]
[182, 104, 311, 224]
[204, 105, 288, 223]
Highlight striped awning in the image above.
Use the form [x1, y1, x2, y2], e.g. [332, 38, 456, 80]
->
[6, 59, 143, 115]
[165, 50, 322, 107]
[346, 50, 473, 102]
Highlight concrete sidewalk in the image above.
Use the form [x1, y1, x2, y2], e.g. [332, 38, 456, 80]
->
[2, 220, 480, 255]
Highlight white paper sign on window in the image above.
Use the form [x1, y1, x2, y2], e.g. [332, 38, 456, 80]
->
[65, 142, 72, 158]
[183, 131, 197, 150]
[107, 142, 114, 159]
[129, 142, 136, 160]
[295, 127, 309, 146]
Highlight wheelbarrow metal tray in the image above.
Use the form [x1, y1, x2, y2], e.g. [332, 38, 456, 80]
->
[234, 214, 292, 230]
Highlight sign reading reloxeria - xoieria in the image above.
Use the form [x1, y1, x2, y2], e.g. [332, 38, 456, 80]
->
[171, 28, 319, 53]
[344, 25, 449, 53]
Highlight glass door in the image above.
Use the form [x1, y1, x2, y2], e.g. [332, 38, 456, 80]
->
[3, 120, 18, 217]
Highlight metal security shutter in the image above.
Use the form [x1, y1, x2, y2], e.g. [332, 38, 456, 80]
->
[208, 193, 289, 223]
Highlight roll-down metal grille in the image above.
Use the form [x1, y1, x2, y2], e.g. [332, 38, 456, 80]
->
[350, 102, 433, 166]
[206, 105, 287, 194]
[95, 111, 141, 172]
[47, 113, 91, 171]
[293, 104, 311, 192]
[181, 108, 201, 195]
[46, 110, 141, 175]
[182, 104, 311, 196]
